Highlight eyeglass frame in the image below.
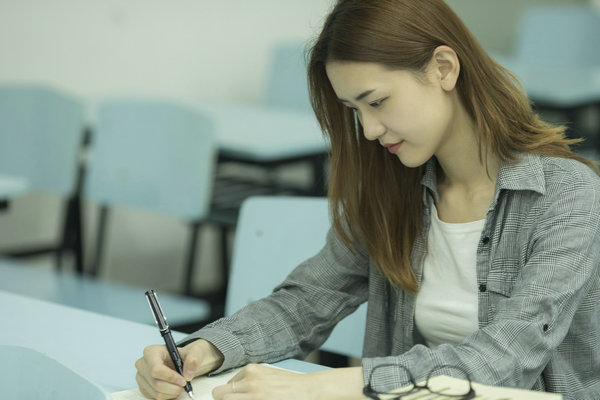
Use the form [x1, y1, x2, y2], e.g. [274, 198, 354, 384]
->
[363, 363, 476, 400]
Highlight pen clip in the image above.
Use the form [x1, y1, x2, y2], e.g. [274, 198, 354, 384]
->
[145, 289, 169, 332]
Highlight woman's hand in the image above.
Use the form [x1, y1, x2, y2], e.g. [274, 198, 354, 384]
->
[212, 364, 366, 400]
[135, 339, 224, 399]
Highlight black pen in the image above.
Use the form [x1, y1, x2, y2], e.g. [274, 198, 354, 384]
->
[145, 289, 196, 400]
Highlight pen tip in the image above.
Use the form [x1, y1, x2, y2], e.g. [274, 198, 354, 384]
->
[187, 391, 195, 400]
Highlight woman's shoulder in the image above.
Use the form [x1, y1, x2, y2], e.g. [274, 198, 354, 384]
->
[498, 152, 600, 196]
[498, 152, 600, 213]
[536, 153, 600, 189]
[526, 155, 600, 216]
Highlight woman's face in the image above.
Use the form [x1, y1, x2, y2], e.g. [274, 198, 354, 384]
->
[325, 60, 458, 168]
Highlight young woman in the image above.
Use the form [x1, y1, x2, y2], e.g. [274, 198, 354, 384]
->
[135, 1, 600, 399]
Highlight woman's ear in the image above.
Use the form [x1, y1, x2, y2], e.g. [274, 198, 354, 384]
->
[431, 45, 460, 92]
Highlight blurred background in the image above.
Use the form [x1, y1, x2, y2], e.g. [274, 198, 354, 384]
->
[0, 0, 598, 332]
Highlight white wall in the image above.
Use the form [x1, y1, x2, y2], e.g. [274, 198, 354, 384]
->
[0, 0, 588, 105]
[0, 0, 334, 103]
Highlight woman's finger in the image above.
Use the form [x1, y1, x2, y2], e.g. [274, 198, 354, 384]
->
[136, 371, 184, 400]
[136, 356, 186, 387]
[212, 379, 250, 399]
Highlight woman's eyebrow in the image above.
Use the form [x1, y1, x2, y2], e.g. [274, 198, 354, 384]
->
[336, 89, 376, 103]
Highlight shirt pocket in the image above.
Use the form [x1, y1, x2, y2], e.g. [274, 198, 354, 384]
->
[485, 268, 518, 319]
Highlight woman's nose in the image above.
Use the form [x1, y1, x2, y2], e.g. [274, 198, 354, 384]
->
[359, 111, 386, 141]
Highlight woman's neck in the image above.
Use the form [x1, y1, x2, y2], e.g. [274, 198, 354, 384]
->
[433, 107, 500, 223]
[435, 105, 499, 192]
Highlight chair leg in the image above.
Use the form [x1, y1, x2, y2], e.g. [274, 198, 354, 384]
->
[89, 205, 109, 276]
[56, 126, 91, 272]
[220, 225, 230, 287]
[72, 194, 84, 273]
[564, 108, 580, 140]
[596, 103, 600, 154]
[56, 193, 84, 273]
[310, 154, 327, 196]
[205, 224, 230, 320]
[184, 222, 202, 296]
[184, 223, 230, 321]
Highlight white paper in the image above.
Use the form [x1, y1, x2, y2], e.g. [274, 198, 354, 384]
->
[112, 368, 240, 400]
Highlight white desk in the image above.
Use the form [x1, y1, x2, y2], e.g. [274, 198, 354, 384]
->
[506, 64, 600, 109]
[86, 99, 328, 162]
[195, 102, 328, 162]
[491, 54, 600, 152]
[0, 257, 210, 327]
[0, 290, 327, 394]
[196, 101, 330, 196]
[86, 99, 329, 195]
[491, 53, 600, 108]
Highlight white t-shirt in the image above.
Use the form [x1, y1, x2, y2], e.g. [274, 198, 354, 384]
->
[414, 203, 484, 348]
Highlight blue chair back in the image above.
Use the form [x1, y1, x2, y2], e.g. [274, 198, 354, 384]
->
[0, 345, 111, 400]
[264, 42, 312, 111]
[515, 5, 600, 67]
[226, 196, 367, 359]
[0, 85, 85, 195]
[86, 99, 216, 220]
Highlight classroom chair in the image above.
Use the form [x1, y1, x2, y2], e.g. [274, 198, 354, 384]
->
[496, 4, 600, 150]
[226, 196, 367, 360]
[85, 98, 227, 299]
[265, 40, 328, 194]
[513, 5, 600, 69]
[0, 84, 87, 270]
[215, 40, 327, 197]
[264, 41, 312, 112]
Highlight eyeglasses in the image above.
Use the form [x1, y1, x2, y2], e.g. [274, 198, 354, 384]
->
[363, 364, 476, 400]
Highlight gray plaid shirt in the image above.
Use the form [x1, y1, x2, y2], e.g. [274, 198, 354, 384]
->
[183, 153, 600, 400]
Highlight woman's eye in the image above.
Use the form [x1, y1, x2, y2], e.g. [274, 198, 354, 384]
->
[369, 98, 387, 108]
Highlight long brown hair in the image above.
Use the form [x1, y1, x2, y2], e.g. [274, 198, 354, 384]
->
[307, 0, 598, 293]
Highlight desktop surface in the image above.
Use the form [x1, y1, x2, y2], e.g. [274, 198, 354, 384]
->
[0, 290, 326, 393]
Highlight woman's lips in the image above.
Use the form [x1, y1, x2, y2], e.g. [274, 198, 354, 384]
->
[384, 141, 404, 154]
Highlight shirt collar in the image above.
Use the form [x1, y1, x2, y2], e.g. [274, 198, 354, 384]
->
[421, 157, 440, 205]
[420, 152, 547, 206]
[495, 152, 546, 195]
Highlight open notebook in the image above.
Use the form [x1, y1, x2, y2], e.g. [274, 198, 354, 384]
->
[112, 366, 562, 400]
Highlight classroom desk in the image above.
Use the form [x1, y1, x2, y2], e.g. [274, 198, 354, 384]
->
[0, 257, 210, 327]
[196, 102, 330, 196]
[0, 174, 28, 210]
[195, 102, 326, 162]
[492, 54, 600, 144]
[86, 99, 329, 196]
[491, 52, 600, 108]
[507, 65, 600, 109]
[0, 290, 327, 394]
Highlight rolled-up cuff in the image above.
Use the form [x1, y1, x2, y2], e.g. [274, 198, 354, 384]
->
[177, 327, 247, 375]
